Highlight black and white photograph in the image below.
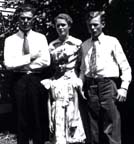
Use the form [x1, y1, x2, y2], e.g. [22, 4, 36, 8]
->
[0, 0, 133, 144]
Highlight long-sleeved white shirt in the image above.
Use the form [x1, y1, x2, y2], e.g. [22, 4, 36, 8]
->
[4, 30, 50, 70]
[80, 33, 132, 90]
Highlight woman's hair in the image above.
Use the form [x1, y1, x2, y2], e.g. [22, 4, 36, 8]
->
[54, 13, 73, 27]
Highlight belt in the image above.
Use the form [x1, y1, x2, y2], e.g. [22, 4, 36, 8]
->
[85, 76, 119, 83]
[11, 70, 41, 74]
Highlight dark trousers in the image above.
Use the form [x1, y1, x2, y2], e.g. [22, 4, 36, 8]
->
[83, 77, 121, 144]
[13, 73, 49, 144]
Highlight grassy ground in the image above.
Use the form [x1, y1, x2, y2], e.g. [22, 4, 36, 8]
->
[0, 132, 16, 144]
[0, 111, 17, 144]
[0, 111, 51, 144]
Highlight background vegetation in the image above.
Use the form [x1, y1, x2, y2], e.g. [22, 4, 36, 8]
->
[0, 1, 134, 144]
[0, 0, 134, 72]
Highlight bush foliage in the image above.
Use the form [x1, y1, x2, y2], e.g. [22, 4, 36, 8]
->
[0, 0, 134, 71]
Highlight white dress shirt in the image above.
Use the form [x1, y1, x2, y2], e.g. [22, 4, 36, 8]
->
[4, 30, 50, 70]
[80, 33, 132, 90]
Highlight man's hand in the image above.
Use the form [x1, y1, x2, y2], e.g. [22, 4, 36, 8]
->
[117, 88, 127, 102]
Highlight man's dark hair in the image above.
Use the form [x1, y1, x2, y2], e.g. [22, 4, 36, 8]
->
[19, 3, 36, 15]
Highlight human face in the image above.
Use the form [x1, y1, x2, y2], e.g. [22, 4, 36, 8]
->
[86, 15, 104, 39]
[19, 11, 34, 33]
[55, 18, 70, 40]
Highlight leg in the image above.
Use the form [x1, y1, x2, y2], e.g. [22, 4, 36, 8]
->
[99, 80, 121, 144]
[14, 74, 30, 144]
[84, 81, 100, 144]
[27, 74, 49, 144]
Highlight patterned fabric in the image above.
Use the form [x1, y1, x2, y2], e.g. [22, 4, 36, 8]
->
[49, 36, 86, 144]
[80, 33, 131, 90]
[49, 37, 80, 78]
[89, 42, 96, 77]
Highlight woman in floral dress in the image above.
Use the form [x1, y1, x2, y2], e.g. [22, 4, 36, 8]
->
[41, 13, 86, 144]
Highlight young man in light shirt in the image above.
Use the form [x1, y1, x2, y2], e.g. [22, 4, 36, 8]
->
[4, 4, 50, 144]
[79, 10, 132, 144]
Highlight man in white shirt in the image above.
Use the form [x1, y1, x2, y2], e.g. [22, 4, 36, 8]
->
[79, 10, 131, 144]
[4, 4, 50, 144]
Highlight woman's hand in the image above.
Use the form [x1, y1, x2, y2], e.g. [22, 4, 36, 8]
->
[49, 120, 54, 133]
[73, 78, 87, 100]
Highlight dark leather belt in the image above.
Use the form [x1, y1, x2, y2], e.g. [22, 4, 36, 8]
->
[85, 76, 119, 84]
[11, 69, 41, 74]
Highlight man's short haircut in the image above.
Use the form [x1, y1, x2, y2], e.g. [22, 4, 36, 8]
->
[19, 3, 36, 16]
[54, 13, 73, 27]
[86, 11, 105, 22]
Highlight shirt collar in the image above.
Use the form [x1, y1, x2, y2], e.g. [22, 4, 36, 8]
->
[58, 35, 72, 44]
[91, 33, 104, 44]
[98, 32, 104, 41]
[17, 29, 32, 38]
[97, 33, 105, 44]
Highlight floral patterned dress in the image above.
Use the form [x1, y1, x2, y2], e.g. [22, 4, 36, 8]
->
[49, 36, 86, 144]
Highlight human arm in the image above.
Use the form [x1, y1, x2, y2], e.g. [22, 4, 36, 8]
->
[41, 79, 54, 132]
[48, 92, 54, 133]
[114, 38, 132, 102]
[4, 34, 50, 70]
[79, 46, 86, 99]
[28, 35, 50, 70]
[79, 44, 86, 81]
[4, 37, 31, 69]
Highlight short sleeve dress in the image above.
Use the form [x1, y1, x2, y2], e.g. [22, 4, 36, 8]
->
[49, 36, 86, 144]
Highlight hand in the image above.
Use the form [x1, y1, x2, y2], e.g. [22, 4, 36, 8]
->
[72, 77, 83, 88]
[49, 120, 54, 133]
[78, 86, 87, 100]
[77, 78, 83, 88]
[76, 78, 87, 100]
[117, 88, 127, 102]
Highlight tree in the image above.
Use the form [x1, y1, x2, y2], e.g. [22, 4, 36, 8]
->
[0, 0, 134, 66]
